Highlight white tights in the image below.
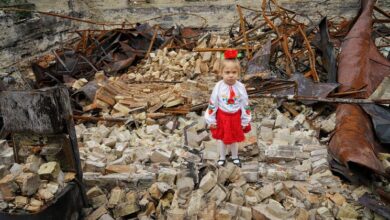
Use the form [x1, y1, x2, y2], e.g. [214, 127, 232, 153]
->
[218, 141, 238, 160]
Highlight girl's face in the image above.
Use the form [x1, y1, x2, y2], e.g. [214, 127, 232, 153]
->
[221, 61, 239, 85]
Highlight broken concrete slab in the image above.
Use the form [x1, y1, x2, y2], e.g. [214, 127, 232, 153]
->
[187, 189, 204, 216]
[113, 202, 140, 218]
[15, 172, 40, 196]
[157, 168, 177, 185]
[202, 140, 219, 161]
[260, 126, 273, 142]
[0, 174, 19, 201]
[229, 186, 245, 206]
[14, 195, 28, 209]
[257, 183, 275, 201]
[38, 162, 61, 180]
[207, 184, 227, 206]
[150, 149, 173, 163]
[86, 206, 108, 220]
[199, 171, 217, 193]
[108, 187, 124, 208]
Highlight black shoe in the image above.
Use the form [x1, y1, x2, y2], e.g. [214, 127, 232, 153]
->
[232, 158, 241, 167]
[217, 159, 226, 166]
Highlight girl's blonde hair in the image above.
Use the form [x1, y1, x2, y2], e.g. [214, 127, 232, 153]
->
[220, 58, 241, 75]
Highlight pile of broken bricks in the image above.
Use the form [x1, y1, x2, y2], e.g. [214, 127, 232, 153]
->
[0, 141, 75, 214]
[76, 102, 387, 220]
[77, 34, 230, 117]
[130, 35, 230, 82]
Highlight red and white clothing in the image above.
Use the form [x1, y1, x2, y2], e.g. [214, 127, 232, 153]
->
[205, 80, 251, 144]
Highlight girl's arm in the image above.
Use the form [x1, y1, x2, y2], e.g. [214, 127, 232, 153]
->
[240, 85, 251, 126]
[204, 83, 219, 125]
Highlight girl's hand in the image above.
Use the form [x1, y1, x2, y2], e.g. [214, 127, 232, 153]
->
[210, 124, 217, 129]
[242, 124, 251, 133]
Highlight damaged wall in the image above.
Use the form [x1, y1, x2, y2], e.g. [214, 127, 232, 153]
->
[0, 0, 389, 68]
[0, 13, 76, 68]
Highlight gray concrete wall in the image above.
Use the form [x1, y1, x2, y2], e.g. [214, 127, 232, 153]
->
[0, 0, 389, 68]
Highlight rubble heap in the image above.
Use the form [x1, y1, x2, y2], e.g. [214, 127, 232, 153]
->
[76, 104, 387, 219]
[83, 77, 215, 117]
[0, 0, 389, 219]
[131, 35, 229, 82]
[79, 34, 232, 116]
[0, 141, 74, 214]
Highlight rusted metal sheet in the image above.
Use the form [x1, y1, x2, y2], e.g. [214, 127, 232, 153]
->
[329, 0, 390, 176]
[330, 104, 384, 173]
[244, 39, 271, 81]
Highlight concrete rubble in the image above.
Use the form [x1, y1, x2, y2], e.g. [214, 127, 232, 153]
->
[1, 1, 389, 218]
[0, 142, 74, 213]
[1, 32, 389, 219]
[71, 102, 387, 219]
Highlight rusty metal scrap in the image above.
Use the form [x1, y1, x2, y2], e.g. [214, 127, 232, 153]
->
[236, 5, 252, 60]
[260, 0, 319, 80]
[30, 17, 205, 88]
[247, 73, 339, 105]
[231, 0, 389, 85]
[246, 78, 298, 96]
[32, 24, 197, 88]
[227, 1, 326, 82]
[244, 39, 271, 81]
[329, 0, 390, 177]
[330, 104, 384, 174]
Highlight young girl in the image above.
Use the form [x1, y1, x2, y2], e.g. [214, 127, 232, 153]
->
[205, 50, 251, 167]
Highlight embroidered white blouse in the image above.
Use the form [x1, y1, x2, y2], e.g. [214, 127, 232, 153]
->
[204, 80, 251, 126]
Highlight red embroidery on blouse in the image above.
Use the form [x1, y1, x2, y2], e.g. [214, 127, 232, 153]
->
[227, 86, 236, 104]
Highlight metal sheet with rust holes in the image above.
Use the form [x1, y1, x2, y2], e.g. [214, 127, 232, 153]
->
[329, 0, 390, 176]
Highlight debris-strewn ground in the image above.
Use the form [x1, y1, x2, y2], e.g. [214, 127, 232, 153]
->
[71, 98, 382, 219]
[0, 0, 389, 219]
[0, 104, 386, 219]
[0, 31, 389, 220]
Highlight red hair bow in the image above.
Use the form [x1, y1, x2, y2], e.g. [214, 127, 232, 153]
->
[224, 50, 238, 59]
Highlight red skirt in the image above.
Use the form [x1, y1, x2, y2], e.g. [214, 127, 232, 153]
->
[210, 109, 251, 144]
